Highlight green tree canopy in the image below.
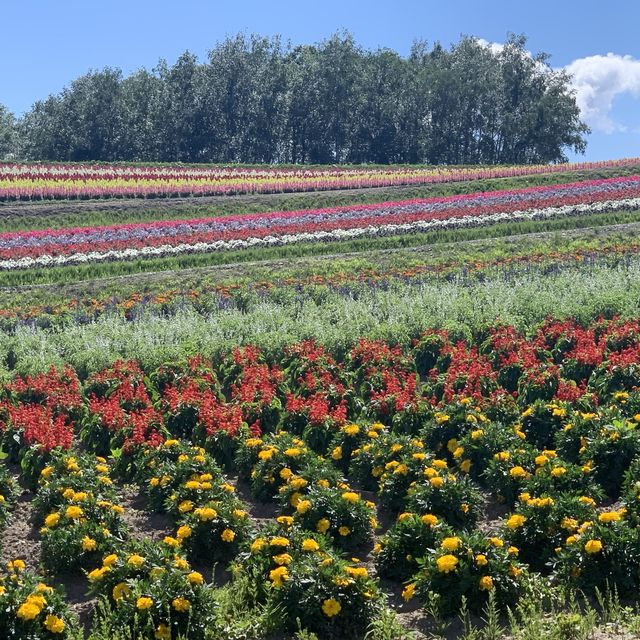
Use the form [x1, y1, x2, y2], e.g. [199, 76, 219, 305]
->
[14, 32, 589, 164]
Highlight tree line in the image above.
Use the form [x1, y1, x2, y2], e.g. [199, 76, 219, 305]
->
[0, 33, 589, 165]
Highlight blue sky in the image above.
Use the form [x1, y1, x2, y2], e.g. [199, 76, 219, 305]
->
[2, 0, 639, 161]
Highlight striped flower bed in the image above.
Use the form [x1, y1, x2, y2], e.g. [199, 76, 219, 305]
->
[0, 158, 638, 201]
[2, 175, 640, 270]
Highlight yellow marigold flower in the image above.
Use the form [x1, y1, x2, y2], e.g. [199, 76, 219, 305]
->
[44, 513, 60, 528]
[441, 537, 461, 551]
[284, 447, 302, 457]
[221, 529, 235, 543]
[509, 565, 522, 577]
[103, 554, 118, 567]
[137, 597, 154, 611]
[506, 514, 526, 529]
[421, 514, 438, 527]
[479, 576, 494, 591]
[88, 567, 110, 582]
[475, 554, 488, 566]
[40, 466, 54, 478]
[25, 594, 46, 610]
[276, 515, 294, 527]
[508, 546, 519, 556]
[432, 459, 448, 470]
[172, 597, 190, 612]
[17, 602, 41, 620]
[331, 446, 343, 460]
[273, 553, 293, 565]
[178, 500, 194, 513]
[402, 583, 416, 601]
[494, 451, 510, 462]
[338, 526, 351, 536]
[155, 624, 171, 640]
[296, 499, 312, 515]
[112, 582, 131, 601]
[279, 467, 293, 480]
[44, 614, 65, 633]
[551, 466, 567, 477]
[579, 496, 596, 506]
[270, 536, 290, 547]
[177, 525, 192, 540]
[394, 464, 409, 475]
[188, 571, 204, 586]
[269, 566, 289, 587]
[460, 459, 472, 473]
[509, 466, 528, 479]
[535, 455, 549, 466]
[127, 554, 145, 569]
[322, 598, 342, 617]
[174, 557, 189, 570]
[345, 566, 368, 578]
[566, 535, 578, 545]
[436, 554, 459, 573]
[584, 539, 603, 554]
[430, 476, 444, 488]
[82, 536, 97, 552]
[8, 559, 26, 572]
[471, 429, 485, 440]
[435, 413, 450, 424]
[343, 424, 360, 436]
[35, 583, 53, 594]
[65, 505, 83, 519]
[250, 538, 267, 553]
[398, 512, 413, 522]
[302, 539, 320, 552]
[316, 518, 330, 534]
[561, 517, 578, 530]
[195, 507, 217, 521]
[598, 511, 622, 523]
[163, 536, 181, 548]
[488, 537, 504, 548]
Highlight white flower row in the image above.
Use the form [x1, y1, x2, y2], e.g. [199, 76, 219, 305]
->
[2, 197, 639, 271]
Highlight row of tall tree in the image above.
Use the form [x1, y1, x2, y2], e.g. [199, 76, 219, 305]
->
[1, 33, 589, 165]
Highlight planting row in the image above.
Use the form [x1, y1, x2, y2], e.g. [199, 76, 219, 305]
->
[2, 238, 639, 331]
[2, 174, 640, 270]
[1, 159, 638, 201]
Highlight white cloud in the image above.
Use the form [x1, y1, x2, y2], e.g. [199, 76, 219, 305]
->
[475, 38, 505, 56]
[564, 53, 640, 134]
[471, 41, 640, 136]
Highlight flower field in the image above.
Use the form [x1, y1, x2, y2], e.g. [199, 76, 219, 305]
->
[2, 321, 640, 637]
[4, 162, 640, 639]
[2, 174, 640, 271]
[0, 159, 638, 202]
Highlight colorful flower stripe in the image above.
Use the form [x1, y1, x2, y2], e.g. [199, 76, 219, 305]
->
[0, 158, 638, 201]
[2, 175, 638, 249]
[2, 241, 639, 327]
[1, 176, 640, 270]
[2, 197, 639, 270]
